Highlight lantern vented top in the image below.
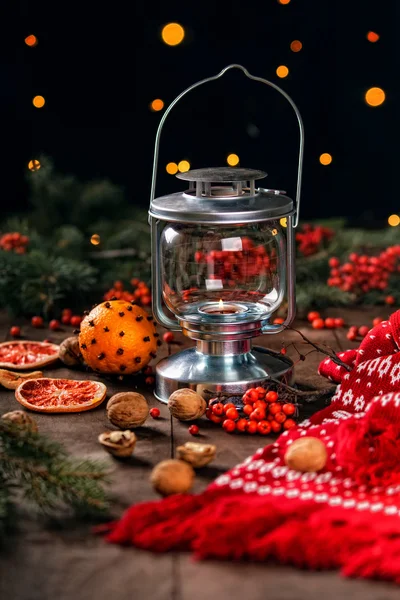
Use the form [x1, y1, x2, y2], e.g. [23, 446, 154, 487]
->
[177, 167, 267, 198]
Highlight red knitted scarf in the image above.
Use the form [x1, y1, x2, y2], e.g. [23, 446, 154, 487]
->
[104, 310, 400, 585]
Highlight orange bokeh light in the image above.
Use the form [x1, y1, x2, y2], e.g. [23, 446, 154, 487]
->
[278, 0, 291, 4]
[150, 99, 164, 112]
[367, 31, 380, 43]
[25, 35, 38, 47]
[365, 87, 385, 107]
[276, 65, 289, 78]
[319, 153, 332, 166]
[161, 23, 185, 46]
[32, 95, 45, 108]
[290, 40, 302, 52]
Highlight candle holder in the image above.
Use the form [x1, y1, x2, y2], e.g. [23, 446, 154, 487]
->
[149, 64, 304, 403]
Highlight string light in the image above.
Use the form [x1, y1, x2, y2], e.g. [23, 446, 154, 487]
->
[319, 153, 332, 166]
[276, 65, 289, 78]
[161, 23, 185, 46]
[90, 234, 101, 245]
[25, 34, 38, 47]
[280, 217, 287, 227]
[32, 95, 45, 108]
[150, 99, 164, 112]
[227, 153, 239, 166]
[166, 162, 178, 175]
[28, 159, 41, 171]
[388, 215, 400, 227]
[178, 160, 190, 173]
[365, 87, 385, 107]
[367, 31, 379, 43]
[290, 40, 302, 52]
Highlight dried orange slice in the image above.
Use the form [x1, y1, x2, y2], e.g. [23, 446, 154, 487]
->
[15, 377, 107, 413]
[0, 340, 59, 370]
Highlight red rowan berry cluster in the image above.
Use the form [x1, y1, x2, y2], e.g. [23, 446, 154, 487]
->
[103, 279, 151, 306]
[206, 388, 297, 435]
[0, 232, 29, 254]
[307, 311, 345, 330]
[295, 224, 335, 257]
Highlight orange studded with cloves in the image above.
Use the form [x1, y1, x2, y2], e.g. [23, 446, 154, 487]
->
[78, 300, 158, 374]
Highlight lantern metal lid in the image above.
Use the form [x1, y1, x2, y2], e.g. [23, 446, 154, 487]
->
[149, 167, 294, 224]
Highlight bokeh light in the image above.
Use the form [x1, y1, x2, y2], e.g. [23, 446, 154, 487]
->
[32, 95, 45, 108]
[367, 31, 380, 43]
[28, 159, 41, 171]
[319, 153, 333, 166]
[290, 40, 302, 52]
[278, 0, 291, 4]
[227, 153, 240, 166]
[25, 34, 38, 47]
[161, 23, 185, 46]
[276, 65, 289, 78]
[365, 87, 385, 107]
[150, 99, 164, 112]
[388, 215, 400, 227]
[178, 160, 190, 173]
[166, 162, 179, 175]
[90, 234, 101, 245]
[280, 217, 288, 228]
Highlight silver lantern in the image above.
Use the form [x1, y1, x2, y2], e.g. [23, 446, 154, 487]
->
[148, 64, 304, 403]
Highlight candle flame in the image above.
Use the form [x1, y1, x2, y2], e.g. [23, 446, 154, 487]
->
[219, 299, 224, 310]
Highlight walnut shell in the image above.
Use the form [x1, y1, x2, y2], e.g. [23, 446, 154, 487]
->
[106, 392, 149, 429]
[1, 410, 38, 432]
[150, 459, 195, 496]
[168, 388, 207, 421]
[98, 430, 136, 458]
[176, 441, 216, 468]
[284, 437, 327, 472]
[59, 336, 83, 367]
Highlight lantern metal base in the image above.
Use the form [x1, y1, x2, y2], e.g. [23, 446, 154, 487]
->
[154, 345, 294, 404]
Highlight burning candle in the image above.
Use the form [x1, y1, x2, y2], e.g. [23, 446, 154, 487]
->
[198, 299, 248, 316]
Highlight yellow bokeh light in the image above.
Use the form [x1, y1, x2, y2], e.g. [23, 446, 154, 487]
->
[278, 0, 291, 4]
[290, 40, 302, 52]
[365, 87, 385, 107]
[280, 217, 287, 228]
[272, 229, 278, 236]
[166, 162, 179, 175]
[178, 160, 190, 173]
[227, 153, 240, 166]
[276, 65, 289, 78]
[28, 159, 41, 171]
[32, 95, 45, 108]
[150, 99, 164, 112]
[25, 34, 38, 47]
[388, 215, 400, 227]
[90, 234, 101, 245]
[367, 31, 379, 43]
[161, 23, 185, 46]
[319, 153, 333, 166]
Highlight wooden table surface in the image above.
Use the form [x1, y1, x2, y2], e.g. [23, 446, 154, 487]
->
[0, 307, 399, 600]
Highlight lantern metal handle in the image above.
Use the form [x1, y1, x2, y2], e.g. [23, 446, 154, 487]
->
[150, 63, 304, 227]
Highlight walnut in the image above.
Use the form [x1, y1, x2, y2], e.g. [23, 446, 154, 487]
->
[284, 437, 327, 472]
[150, 459, 195, 496]
[1, 410, 38, 433]
[98, 430, 136, 458]
[176, 441, 216, 468]
[59, 337, 83, 367]
[106, 392, 149, 429]
[167, 389, 207, 421]
[0, 369, 43, 390]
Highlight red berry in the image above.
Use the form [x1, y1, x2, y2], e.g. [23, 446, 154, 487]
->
[257, 420, 271, 435]
[265, 390, 279, 403]
[31, 316, 44, 328]
[274, 411, 287, 424]
[222, 419, 236, 433]
[61, 315, 71, 325]
[324, 317, 336, 329]
[212, 402, 225, 416]
[372, 317, 383, 327]
[243, 404, 253, 416]
[70, 315, 82, 327]
[311, 318, 325, 330]
[253, 400, 267, 411]
[280, 347, 287, 355]
[268, 402, 281, 415]
[208, 412, 224, 424]
[347, 330, 357, 341]
[225, 407, 239, 421]
[282, 403, 296, 416]
[188, 424, 200, 436]
[385, 295, 396, 305]
[143, 366, 153, 375]
[247, 389, 260, 402]
[307, 311, 320, 322]
[328, 257, 340, 268]
[145, 376, 155, 386]
[358, 325, 370, 338]
[334, 317, 345, 328]
[246, 420, 258, 434]
[149, 407, 160, 418]
[270, 420, 282, 433]
[255, 386, 266, 399]
[10, 326, 20, 337]
[62, 308, 73, 318]
[236, 418, 248, 432]
[284, 418, 297, 430]
[49, 319, 60, 331]
[223, 402, 236, 414]
[273, 317, 285, 325]
[163, 332, 174, 343]
[250, 407, 266, 421]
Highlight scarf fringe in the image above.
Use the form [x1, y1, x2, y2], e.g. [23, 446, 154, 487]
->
[106, 492, 400, 584]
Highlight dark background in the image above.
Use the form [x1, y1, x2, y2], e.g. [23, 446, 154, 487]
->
[13, 0, 399, 225]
